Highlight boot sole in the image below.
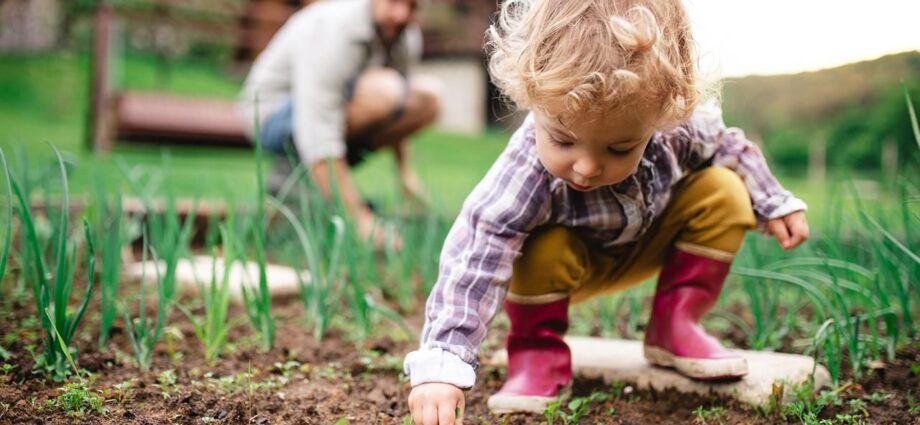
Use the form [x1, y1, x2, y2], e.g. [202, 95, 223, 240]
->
[644, 346, 748, 380]
[487, 387, 571, 414]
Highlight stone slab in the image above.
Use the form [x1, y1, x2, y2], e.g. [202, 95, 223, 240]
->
[487, 336, 830, 406]
[124, 255, 309, 303]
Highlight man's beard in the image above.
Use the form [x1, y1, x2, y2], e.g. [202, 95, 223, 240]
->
[376, 23, 407, 45]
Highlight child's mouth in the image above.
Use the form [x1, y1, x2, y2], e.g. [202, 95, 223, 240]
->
[568, 181, 595, 192]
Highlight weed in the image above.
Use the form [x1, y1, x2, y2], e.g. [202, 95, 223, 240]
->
[609, 380, 627, 398]
[692, 406, 727, 425]
[543, 391, 610, 425]
[863, 391, 891, 405]
[108, 379, 136, 405]
[158, 368, 178, 387]
[907, 390, 920, 415]
[846, 398, 868, 418]
[53, 381, 106, 417]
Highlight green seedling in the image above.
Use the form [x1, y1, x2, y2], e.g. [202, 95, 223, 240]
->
[179, 226, 237, 364]
[242, 99, 275, 351]
[0, 149, 13, 293]
[95, 179, 123, 348]
[122, 228, 168, 371]
[12, 147, 97, 380]
[268, 197, 345, 341]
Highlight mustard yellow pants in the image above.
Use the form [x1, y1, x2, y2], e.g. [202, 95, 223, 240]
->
[507, 167, 757, 304]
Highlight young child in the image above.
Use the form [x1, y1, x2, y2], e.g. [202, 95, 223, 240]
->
[404, 0, 809, 421]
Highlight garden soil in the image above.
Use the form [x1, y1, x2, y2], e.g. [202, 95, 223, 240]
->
[0, 294, 917, 424]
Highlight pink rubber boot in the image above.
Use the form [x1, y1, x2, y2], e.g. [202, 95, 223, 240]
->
[643, 249, 748, 380]
[487, 297, 572, 414]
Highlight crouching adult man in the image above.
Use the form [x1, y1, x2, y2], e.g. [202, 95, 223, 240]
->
[238, 0, 440, 248]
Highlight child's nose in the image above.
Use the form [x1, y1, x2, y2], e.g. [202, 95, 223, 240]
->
[573, 157, 602, 179]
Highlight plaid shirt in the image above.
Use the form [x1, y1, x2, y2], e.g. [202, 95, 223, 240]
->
[403, 103, 806, 388]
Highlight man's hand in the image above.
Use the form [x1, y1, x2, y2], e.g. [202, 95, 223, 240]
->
[356, 209, 404, 252]
[311, 159, 403, 251]
[408, 383, 465, 425]
[400, 168, 429, 210]
[766, 210, 809, 251]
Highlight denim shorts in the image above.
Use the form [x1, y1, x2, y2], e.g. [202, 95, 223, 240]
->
[260, 75, 409, 167]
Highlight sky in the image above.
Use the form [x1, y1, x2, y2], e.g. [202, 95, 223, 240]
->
[686, 0, 920, 77]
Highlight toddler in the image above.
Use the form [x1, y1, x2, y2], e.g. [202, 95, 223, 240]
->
[404, 0, 809, 422]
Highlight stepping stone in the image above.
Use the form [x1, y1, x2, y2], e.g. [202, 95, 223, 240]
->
[487, 336, 830, 406]
[124, 255, 310, 303]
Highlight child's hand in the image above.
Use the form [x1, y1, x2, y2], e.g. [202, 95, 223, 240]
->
[408, 382, 464, 425]
[766, 210, 809, 250]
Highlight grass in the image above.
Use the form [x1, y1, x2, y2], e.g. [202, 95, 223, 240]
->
[0, 52, 508, 214]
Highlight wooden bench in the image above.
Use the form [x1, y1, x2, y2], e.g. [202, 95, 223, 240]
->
[87, 0, 309, 152]
[86, 0, 499, 153]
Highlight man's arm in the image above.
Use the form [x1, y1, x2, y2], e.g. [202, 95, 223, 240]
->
[393, 142, 427, 205]
[310, 158, 391, 247]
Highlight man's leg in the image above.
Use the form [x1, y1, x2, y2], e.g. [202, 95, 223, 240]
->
[344, 67, 441, 205]
[345, 68, 441, 151]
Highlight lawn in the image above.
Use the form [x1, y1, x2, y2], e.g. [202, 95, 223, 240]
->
[3, 52, 909, 225]
[0, 52, 507, 214]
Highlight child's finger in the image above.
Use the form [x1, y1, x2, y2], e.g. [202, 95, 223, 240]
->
[766, 219, 791, 249]
[410, 400, 423, 425]
[785, 214, 810, 249]
[422, 404, 439, 425]
[438, 400, 458, 425]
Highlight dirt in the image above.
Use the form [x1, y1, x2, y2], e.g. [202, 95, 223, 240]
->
[0, 292, 917, 425]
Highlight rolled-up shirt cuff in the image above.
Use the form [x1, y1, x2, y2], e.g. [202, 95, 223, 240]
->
[295, 138, 346, 167]
[765, 196, 807, 220]
[403, 348, 476, 389]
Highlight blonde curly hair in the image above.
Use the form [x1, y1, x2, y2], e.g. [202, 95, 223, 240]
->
[487, 0, 711, 126]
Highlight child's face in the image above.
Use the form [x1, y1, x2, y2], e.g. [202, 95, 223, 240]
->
[534, 110, 657, 191]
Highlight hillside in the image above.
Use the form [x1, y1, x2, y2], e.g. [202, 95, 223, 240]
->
[721, 50, 920, 172]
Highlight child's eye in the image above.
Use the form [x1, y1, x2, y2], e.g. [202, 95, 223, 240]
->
[607, 146, 633, 155]
[550, 138, 573, 148]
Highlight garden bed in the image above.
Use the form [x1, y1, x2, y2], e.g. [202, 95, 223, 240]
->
[0, 293, 917, 425]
